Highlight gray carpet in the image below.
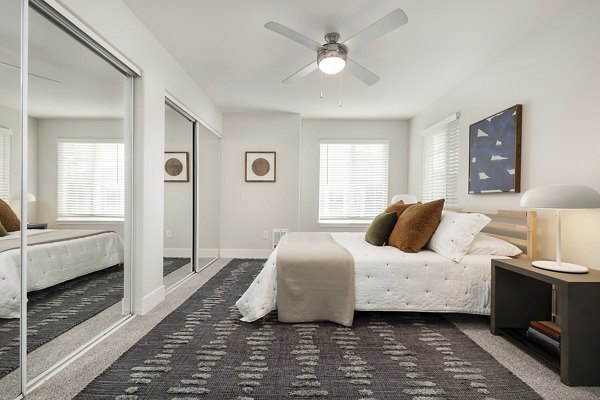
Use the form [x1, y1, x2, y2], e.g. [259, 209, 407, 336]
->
[0, 264, 123, 379]
[0, 258, 189, 380]
[76, 259, 541, 399]
[163, 257, 191, 277]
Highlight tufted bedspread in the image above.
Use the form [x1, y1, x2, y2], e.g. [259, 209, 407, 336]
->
[0, 229, 124, 318]
[236, 232, 508, 323]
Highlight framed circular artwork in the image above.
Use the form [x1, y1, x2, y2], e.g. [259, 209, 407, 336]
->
[245, 151, 276, 182]
[164, 151, 189, 182]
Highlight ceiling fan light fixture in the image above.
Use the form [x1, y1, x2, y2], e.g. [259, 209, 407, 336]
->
[317, 43, 347, 75]
[318, 56, 346, 74]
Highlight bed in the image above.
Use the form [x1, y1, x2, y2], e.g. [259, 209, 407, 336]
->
[236, 208, 537, 323]
[0, 229, 124, 318]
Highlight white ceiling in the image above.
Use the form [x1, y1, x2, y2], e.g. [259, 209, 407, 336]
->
[124, 0, 573, 119]
[0, 1, 124, 119]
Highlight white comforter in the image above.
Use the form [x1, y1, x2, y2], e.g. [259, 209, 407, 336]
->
[236, 232, 507, 322]
[0, 230, 124, 318]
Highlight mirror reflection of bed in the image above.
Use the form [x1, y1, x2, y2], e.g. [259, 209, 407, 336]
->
[0, 1, 21, 396]
[0, 4, 130, 390]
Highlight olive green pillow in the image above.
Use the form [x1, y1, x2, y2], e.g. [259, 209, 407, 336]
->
[365, 211, 398, 246]
[388, 198, 445, 253]
[0, 221, 7, 237]
[0, 199, 20, 232]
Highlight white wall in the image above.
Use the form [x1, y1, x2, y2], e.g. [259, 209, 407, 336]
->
[36, 118, 124, 236]
[300, 119, 409, 232]
[163, 106, 193, 256]
[60, 0, 223, 314]
[0, 104, 38, 223]
[407, 0, 600, 269]
[220, 113, 300, 257]
[220, 116, 410, 255]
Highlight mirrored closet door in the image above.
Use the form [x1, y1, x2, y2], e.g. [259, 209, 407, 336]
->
[196, 124, 220, 269]
[25, 3, 133, 387]
[163, 98, 220, 288]
[0, 0, 23, 397]
[163, 101, 195, 287]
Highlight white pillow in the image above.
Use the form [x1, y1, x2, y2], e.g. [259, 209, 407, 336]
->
[467, 233, 522, 256]
[427, 212, 491, 262]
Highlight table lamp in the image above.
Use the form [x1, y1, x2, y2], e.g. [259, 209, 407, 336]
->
[391, 194, 418, 205]
[520, 184, 600, 273]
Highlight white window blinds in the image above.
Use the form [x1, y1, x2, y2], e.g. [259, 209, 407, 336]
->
[57, 140, 124, 219]
[0, 129, 11, 202]
[421, 115, 459, 206]
[319, 141, 389, 223]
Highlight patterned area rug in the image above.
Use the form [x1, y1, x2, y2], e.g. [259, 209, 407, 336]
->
[0, 258, 187, 379]
[163, 257, 191, 276]
[77, 259, 541, 400]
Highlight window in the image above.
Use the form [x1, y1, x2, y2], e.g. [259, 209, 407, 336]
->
[0, 128, 11, 201]
[421, 114, 459, 206]
[57, 139, 124, 220]
[319, 141, 389, 224]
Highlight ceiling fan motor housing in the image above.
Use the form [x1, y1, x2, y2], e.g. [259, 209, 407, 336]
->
[317, 33, 348, 68]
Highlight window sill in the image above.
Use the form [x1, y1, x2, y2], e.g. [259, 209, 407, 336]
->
[318, 220, 372, 228]
[56, 217, 124, 224]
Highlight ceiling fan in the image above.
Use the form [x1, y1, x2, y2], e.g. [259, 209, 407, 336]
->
[0, 60, 61, 84]
[265, 8, 408, 86]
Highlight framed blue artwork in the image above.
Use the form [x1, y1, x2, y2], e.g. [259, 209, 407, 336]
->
[468, 104, 522, 193]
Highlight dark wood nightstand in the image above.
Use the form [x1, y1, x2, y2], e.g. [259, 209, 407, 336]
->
[27, 223, 48, 229]
[491, 258, 600, 386]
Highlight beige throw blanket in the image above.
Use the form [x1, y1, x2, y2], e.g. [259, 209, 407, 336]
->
[276, 232, 355, 326]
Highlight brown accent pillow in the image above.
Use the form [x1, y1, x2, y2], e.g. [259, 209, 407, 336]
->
[388, 198, 445, 253]
[384, 201, 413, 217]
[0, 199, 20, 232]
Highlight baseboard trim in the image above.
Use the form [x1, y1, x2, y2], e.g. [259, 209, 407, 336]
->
[164, 248, 192, 258]
[141, 285, 165, 315]
[220, 248, 272, 258]
[197, 248, 219, 258]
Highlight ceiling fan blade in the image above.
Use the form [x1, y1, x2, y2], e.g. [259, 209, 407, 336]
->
[342, 8, 408, 51]
[346, 59, 380, 86]
[282, 61, 318, 84]
[0, 60, 61, 83]
[265, 21, 322, 52]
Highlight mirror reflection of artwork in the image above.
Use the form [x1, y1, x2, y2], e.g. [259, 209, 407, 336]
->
[468, 104, 522, 194]
[164, 152, 189, 182]
[245, 151, 276, 182]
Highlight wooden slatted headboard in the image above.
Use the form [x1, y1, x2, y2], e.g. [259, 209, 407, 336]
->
[445, 208, 537, 259]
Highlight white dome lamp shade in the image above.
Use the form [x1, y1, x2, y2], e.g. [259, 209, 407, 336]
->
[318, 55, 346, 74]
[520, 184, 600, 273]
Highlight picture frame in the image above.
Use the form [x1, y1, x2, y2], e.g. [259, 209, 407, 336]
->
[468, 104, 522, 194]
[164, 151, 189, 182]
[245, 151, 276, 182]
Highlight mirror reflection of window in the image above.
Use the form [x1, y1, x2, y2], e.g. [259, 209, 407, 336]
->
[24, 6, 130, 383]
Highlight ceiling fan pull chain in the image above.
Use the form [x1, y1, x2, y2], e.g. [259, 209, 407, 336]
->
[339, 72, 343, 107]
[320, 71, 324, 99]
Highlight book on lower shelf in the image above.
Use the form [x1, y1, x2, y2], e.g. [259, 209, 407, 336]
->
[530, 320, 561, 341]
[527, 320, 561, 356]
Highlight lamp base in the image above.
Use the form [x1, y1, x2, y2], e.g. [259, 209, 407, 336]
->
[532, 260, 589, 274]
